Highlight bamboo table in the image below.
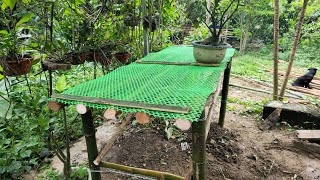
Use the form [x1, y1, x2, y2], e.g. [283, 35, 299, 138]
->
[48, 46, 234, 180]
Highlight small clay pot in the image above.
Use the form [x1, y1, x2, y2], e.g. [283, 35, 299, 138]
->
[3, 56, 34, 76]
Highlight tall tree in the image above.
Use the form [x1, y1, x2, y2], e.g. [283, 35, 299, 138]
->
[273, 0, 279, 100]
[279, 0, 308, 100]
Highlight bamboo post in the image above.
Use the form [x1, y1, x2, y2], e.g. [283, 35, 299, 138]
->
[218, 60, 232, 127]
[279, 0, 308, 100]
[273, 0, 280, 100]
[192, 112, 206, 180]
[142, 0, 149, 55]
[80, 109, 101, 180]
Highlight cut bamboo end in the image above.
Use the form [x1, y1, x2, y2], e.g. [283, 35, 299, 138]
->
[48, 101, 65, 112]
[175, 118, 192, 131]
[76, 104, 88, 114]
[135, 112, 150, 124]
[103, 108, 121, 121]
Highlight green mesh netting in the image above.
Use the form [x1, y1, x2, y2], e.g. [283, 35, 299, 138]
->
[51, 46, 235, 122]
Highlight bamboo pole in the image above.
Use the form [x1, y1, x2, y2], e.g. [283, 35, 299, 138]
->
[273, 0, 280, 100]
[218, 60, 232, 127]
[229, 84, 303, 99]
[80, 109, 101, 180]
[279, 0, 308, 100]
[142, 0, 149, 55]
[136, 60, 220, 67]
[192, 112, 206, 180]
[100, 161, 184, 180]
[52, 94, 189, 114]
[93, 113, 133, 166]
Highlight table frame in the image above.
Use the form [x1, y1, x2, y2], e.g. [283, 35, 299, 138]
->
[50, 60, 232, 180]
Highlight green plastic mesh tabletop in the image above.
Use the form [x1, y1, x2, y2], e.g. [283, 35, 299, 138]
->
[51, 46, 235, 122]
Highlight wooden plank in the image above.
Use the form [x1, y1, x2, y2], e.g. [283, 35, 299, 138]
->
[51, 94, 190, 114]
[297, 130, 320, 140]
[136, 60, 220, 67]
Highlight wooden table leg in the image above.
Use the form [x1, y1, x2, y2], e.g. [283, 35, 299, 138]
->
[192, 112, 206, 180]
[80, 110, 101, 180]
[218, 60, 232, 128]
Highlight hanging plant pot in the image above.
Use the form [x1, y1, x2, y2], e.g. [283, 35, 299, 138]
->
[124, 16, 140, 27]
[65, 52, 87, 65]
[90, 51, 112, 66]
[115, 52, 131, 63]
[191, 41, 231, 64]
[2, 56, 34, 76]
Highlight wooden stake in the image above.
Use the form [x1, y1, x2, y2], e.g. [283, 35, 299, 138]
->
[48, 101, 65, 112]
[135, 112, 150, 124]
[76, 104, 88, 114]
[175, 118, 192, 131]
[94, 113, 134, 165]
[103, 108, 121, 121]
[100, 161, 184, 180]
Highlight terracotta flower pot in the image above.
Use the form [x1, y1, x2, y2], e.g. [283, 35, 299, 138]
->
[115, 52, 131, 63]
[3, 56, 33, 76]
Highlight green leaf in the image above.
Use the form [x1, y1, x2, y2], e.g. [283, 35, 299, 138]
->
[55, 75, 66, 92]
[0, 30, 8, 36]
[16, 13, 34, 27]
[0, 65, 3, 80]
[2, 0, 17, 10]
[20, 150, 32, 158]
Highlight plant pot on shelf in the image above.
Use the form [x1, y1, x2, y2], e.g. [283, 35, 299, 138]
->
[66, 52, 87, 65]
[2, 56, 33, 76]
[191, 41, 231, 64]
[115, 52, 131, 63]
[90, 51, 112, 66]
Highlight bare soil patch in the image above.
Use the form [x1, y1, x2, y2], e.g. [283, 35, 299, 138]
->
[99, 77, 320, 180]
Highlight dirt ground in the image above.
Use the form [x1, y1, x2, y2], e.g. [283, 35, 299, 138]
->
[99, 77, 320, 180]
[44, 76, 320, 180]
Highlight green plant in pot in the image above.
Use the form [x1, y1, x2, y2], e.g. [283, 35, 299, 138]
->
[191, 0, 240, 64]
[0, 1, 34, 76]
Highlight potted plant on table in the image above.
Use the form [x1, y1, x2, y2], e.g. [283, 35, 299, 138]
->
[0, 1, 34, 76]
[191, 0, 241, 64]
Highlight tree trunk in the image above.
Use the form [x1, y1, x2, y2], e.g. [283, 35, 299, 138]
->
[273, 0, 280, 100]
[279, 0, 308, 100]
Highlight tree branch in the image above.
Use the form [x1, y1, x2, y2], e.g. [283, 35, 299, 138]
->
[218, 0, 240, 37]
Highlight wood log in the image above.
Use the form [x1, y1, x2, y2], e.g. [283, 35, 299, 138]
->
[174, 118, 192, 131]
[94, 113, 133, 165]
[260, 108, 282, 131]
[76, 104, 88, 114]
[103, 109, 121, 121]
[135, 112, 150, 124]
[48, 101, 65, 112]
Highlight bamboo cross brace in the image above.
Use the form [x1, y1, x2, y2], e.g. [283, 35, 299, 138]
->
[136, 60, 220, 67]
[51, 94, 190, 114]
